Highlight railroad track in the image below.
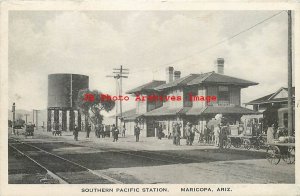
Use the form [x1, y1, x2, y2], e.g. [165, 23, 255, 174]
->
[9, 137, 193, 184]
[9, 138, 123, 184]
[9, 136, 270, 184]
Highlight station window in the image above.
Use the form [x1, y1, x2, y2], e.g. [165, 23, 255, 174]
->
[218, 86, 229, 105]
[183, 88, 197, 107]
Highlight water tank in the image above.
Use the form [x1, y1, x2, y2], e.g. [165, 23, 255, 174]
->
[48, 74, 89, 109]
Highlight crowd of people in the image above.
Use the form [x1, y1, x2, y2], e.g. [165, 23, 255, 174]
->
[71, 123, 139, 142]
[169, 122, 230, 148]
[47, 118, 234, 149]
[70, 120, 231, 148]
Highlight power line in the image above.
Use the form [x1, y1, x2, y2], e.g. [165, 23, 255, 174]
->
[130, 11, 285, 74]
[106, 65, 129, 127]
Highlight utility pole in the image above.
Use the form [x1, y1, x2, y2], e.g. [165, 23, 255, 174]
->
[106, 75, 119, 126]
[12, 103, 15, 134]
[114, 65, 129, 118]
[107, 65, 129, 127]
[287, 10, 293, 136]
[24, 114, 30, 124]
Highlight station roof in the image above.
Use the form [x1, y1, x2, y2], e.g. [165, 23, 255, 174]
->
[201, 106, 259, 115]
[126, 80, 166, 94]
[143, 105, 258, 116]
[246, 87, 295, 105]
[143, 106, 190, 116]
[113, 108, 143, 121]
[155, 71, 258, 91]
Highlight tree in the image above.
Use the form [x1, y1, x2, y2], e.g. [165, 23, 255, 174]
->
[77, 89, 115, 126]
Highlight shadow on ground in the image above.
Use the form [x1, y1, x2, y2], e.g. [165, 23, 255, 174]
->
[23, 141, 267, 171]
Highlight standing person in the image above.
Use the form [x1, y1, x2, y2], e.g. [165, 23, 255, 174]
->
[219, 124, 225, 149]
[267, 124, 275, 144]
[134, 124, 141, 142]
[222, 123, 230, 147]
[57, 123, 62, 136]
[210, 125, 214, 144]
[96, 124, 101, 138]
[157, 124, 163, 140]
[54, 122, 59, 136]
[203, 125, 209, 144]
[190, 125, 198, 146]
[111, 124, 115, 141]
[73, 125, 79, 141]
[112, 124, 119, 142]
[214, 124, 220, 147]
[86, 124, 91, 138]
[122, 125, 126, 137]
[51, 122, 55, 136]
[115, 126, 119, 141]
[185, 123, 191, 145]
[175, 123, 181, 145]
[100, 124, 105, 138]
[172, 123, 176, 145]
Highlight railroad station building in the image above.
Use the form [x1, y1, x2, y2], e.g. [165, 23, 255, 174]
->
[121, 58, 259, 137]
[245, 87, 295, 131]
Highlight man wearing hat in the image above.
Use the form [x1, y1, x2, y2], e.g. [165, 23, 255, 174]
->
[73, 125, 79, 141]
[185, 122, 192, 145]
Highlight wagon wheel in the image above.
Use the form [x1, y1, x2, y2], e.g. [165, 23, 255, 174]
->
[226, 138, 231, 149]
[258, 139, 266, 149]
[243, 139, 251, 150]
[282, 147, 295, 164]
[235, 139, 242, 148]
[266, 145, 281, 165]
[289, 147, 295, 164]
[255, 142, 261, 150]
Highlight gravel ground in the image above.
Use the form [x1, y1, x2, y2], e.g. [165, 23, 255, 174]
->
[8, 129, 295, 184]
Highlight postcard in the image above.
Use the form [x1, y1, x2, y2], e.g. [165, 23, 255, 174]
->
[0, 1, 299, 196]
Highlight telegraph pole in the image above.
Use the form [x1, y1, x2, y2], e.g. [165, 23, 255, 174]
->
[113, 65, 129, 118]
[107, 65, 129, 127]
[287, 10, 293, 136]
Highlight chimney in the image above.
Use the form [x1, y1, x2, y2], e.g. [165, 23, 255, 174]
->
[166, 66, 174, 83]
[174, 71, 181, 80]
[215, 58, 224, 74]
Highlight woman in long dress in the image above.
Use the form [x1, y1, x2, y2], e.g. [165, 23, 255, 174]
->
[267, 124, 275, 144]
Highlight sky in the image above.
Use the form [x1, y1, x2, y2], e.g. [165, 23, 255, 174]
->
[8, 10, 294, 115]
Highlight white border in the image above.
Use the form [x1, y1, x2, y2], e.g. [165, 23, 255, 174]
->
[0, 1, 299, 196]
